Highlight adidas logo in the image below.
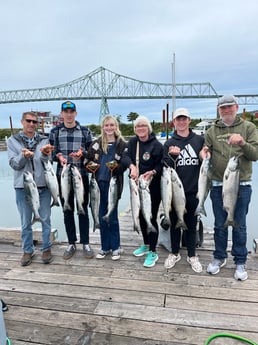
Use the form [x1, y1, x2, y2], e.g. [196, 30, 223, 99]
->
[177, 144, 199, 166]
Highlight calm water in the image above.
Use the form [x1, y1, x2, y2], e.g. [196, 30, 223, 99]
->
[0, 150, 257, 250]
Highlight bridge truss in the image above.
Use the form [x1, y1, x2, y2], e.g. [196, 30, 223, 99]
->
[0, 66, 258, 120]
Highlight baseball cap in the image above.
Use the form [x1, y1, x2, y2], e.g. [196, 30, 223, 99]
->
[61, 101, 76, 111]
[218, 95, 238, 108]
[173, 107, 190, 120]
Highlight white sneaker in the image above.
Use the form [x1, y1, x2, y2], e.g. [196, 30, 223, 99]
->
[187, 256, 203, 273]
[96, 250, 107, 259]
[164, 253, 181, 269]
[234, 265, 248, 281]
[207, 258, 227, 275]
[112, 250, 121, 261]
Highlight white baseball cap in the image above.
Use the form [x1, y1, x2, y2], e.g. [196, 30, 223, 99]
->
[173, 108, 190, 120]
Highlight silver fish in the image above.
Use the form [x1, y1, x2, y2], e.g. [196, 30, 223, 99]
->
[61, 164, 72, 212]
[71, 165, 85, 215]
[222, 156, 240, 227]
[171, 168, 187, 230]
[139, 174, 156, 234]
[195, 157, 211, 217]
[89, 174, 100, 231]
[102, 176, 119, 223]
[41, 160, 60, 207]
[161, 166, 173, 228]
[129, 178, 141, 233]
[23, 171, 41, 224]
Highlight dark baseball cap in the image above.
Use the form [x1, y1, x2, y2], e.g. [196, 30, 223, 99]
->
[61, 101, 76, 111]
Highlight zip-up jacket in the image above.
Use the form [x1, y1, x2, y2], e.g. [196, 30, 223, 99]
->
[7, 132, 50, 188]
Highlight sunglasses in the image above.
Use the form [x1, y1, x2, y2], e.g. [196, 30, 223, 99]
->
[25, 119, 38, 124]
[62, 102, 76, 110]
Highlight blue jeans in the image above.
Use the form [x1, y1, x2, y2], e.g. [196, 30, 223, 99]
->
[210, 185, 252, 265]
[98, 180, 120, 252]
[15, 187, 52, 253]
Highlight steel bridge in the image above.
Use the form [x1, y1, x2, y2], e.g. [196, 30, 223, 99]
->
[1, 66, 258, 120]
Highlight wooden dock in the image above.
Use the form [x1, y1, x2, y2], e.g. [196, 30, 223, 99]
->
[1, 209, 258, 345]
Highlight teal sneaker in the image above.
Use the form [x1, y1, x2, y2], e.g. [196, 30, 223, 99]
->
[143, 251, 159, 268]
[133, 244, 149, 257]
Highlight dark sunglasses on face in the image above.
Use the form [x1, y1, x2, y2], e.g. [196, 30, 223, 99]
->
[25, 119, 38, 124]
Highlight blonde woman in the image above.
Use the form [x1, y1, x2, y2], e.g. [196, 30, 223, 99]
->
[86, 115, 127, 260]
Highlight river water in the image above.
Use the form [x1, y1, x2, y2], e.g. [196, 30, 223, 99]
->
[0, 150, 257, 250]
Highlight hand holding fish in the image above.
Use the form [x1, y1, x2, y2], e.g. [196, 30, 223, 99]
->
[69, 147, 83, 162]
[56, 153, 67, 166]
[199, 146, 211, 160]
[40, 144, 54, 156]
[22, 148, 34, 158]
[168, 145, 181, 156]
[129, 164, 139, 180]
[142, 170, 156, 181]
[228, 134, 246, 147]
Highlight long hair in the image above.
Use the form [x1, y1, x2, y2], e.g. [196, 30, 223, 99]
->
[100, 115, 123, 153]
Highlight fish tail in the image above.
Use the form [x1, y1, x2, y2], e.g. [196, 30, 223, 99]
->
[102, 214, 109, 223]
[175, 220, 188, 230]
[51, 200, 60, 207]
[63, 203, 72, 212]
[224, 219, 238, 228]
[146, 225, 157, 234]
[194, 206, 206, 217]
[31, 215, 42, 224]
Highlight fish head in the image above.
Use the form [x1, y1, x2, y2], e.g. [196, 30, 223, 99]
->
[23, 171, 33, 183]
[228, 156, 239, 171]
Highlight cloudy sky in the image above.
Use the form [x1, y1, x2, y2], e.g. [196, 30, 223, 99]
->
[0, 0, 258, 128]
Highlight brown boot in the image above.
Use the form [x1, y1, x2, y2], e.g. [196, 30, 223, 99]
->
[20, 252, 34, 266]
[42, 248, 53, 264]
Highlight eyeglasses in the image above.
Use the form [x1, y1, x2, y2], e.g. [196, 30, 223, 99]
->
[135, 124, 148, 128]
[25, 119, 38, 124]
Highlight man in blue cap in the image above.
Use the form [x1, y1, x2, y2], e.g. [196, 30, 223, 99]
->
[49, 101, 94, 260]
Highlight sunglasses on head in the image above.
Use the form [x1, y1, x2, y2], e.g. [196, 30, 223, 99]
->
[62, 102, 76, 110]
[25, 119, 38, 124]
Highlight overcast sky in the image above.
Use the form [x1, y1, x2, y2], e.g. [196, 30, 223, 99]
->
[1, 0, 258, 128]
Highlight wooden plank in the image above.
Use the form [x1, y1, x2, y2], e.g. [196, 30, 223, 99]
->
[4, 305, 258, 345]
[3, 269, 258, 302]
[0, 227, 58, 243]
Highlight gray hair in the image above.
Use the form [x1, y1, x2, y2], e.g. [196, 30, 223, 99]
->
[134, 116, 152, 134]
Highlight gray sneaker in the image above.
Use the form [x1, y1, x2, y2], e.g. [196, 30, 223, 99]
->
[63, 244, 76, 260]
[207, 258, 227, 275]
[234, 265, 248, 281]
[83, 244, 94, 259]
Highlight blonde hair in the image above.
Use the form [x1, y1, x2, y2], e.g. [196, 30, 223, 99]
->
[134, 115, 152, 134]
[100, 115, 123, 153]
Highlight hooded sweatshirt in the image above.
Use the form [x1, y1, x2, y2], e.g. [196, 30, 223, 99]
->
[204, 116, 258, 182]
[163, 129, 204, 194]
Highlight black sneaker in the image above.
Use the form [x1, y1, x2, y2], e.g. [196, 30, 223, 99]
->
[63, 244, 76, 260]
[1, 299, 8, 312]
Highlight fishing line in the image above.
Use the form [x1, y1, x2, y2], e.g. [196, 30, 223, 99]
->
[204, 332, 257, 345]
